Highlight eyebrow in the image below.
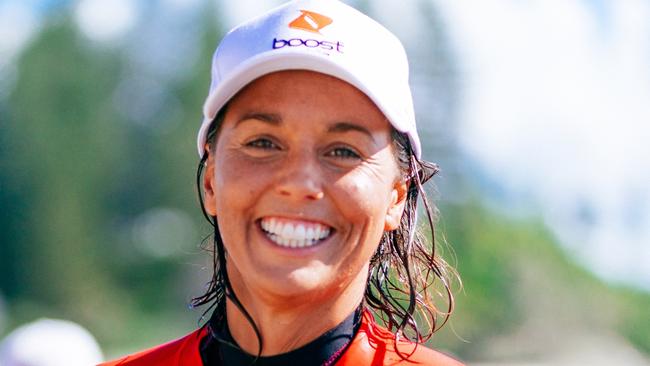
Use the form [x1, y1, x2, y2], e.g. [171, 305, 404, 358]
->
[235, 113, 376, 141]
[327, 122, 374, 140]
[235, 112, 282, 126]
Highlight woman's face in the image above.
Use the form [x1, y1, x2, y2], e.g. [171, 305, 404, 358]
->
[203, 70, 407, 303]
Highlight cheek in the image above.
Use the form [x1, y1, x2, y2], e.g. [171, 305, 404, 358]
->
[331, 171, 393, 228]
[213, 154, 264, 214]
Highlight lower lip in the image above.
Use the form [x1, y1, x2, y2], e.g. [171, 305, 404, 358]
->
[256, 221, 333, 255]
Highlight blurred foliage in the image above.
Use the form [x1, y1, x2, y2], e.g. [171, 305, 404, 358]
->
[430, 200, 650, 360]
[0, 2, 648, 362]
[618, 287, 650, 354]
[0, 8, 224, 354]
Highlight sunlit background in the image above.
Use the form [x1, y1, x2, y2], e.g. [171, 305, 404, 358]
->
[1, 0, 648, 364]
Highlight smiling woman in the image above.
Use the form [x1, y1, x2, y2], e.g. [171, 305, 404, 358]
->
[100, 0, 462, 365]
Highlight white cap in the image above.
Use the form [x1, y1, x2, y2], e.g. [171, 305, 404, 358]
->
[197, 0, 421, 158]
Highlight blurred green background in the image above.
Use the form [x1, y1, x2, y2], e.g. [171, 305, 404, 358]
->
[1, 0, 649, 364]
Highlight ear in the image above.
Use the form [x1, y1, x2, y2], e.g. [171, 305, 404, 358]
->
[384, 179, 408, 231]
[202, 146, 217, 217]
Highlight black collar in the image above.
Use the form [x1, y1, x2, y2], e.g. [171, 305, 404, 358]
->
[200, 306, 361, 366]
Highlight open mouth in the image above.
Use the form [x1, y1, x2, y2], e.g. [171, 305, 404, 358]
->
[259, 217, 333, 249]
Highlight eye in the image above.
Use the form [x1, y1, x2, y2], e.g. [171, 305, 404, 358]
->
[326, 146, 361, 159]
[245, 137, 278, 150]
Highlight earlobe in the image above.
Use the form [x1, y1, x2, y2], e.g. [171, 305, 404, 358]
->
[384, 180, 408, 231]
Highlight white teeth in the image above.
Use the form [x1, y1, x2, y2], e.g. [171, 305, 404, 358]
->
[306, 227, 315, 241]
[260, 218, 332, 248]
[281, 223, 294, 239]
[320, 228, 330, 239]
[295, 225, 306, 240]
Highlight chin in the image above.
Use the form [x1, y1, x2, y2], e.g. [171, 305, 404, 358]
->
[256, 265, 338, 300]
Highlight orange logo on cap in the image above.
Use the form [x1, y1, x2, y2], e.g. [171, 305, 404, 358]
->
[289, 10, 333, 34]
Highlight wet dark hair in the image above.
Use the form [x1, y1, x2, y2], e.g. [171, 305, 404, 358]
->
[192, 105, 457, 357]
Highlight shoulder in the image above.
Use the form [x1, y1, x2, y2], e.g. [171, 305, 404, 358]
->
[98, 328, 206, 366]
[337, 312, 464, 366]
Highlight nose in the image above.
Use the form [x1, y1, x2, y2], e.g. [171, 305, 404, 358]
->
[275, 152, 324, 201]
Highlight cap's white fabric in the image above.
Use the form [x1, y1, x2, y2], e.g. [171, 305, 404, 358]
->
[197, 0, 421, 158]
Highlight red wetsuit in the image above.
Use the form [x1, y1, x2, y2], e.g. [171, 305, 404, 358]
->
[99, 311, 463, 366]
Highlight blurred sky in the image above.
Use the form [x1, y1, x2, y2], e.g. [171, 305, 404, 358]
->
[1, 0, 649, 291]
[435, 0, 650, 290]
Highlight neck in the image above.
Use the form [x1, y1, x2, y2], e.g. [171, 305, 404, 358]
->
[225, 266, 368, 356]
